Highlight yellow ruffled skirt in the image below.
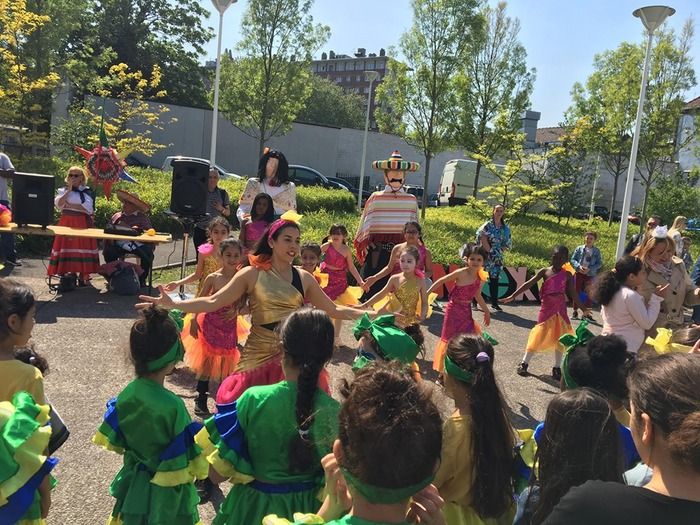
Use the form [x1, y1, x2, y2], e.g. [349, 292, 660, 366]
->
[525, 314, 572, 353]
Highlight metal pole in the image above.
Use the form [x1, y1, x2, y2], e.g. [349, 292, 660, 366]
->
[615, 29, 654, 260]
[589, 151, 601, 217]
[357, 77, 375, 210]
[209, 10, 225, 165]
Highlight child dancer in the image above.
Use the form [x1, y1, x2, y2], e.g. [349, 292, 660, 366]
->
[195, 308, 339, 525]
[0, 278, 56, 525]
[262, 360, 445, 525]
[182, 238, 244, 416]
[503, 246, 588, 380]
[164, 216, 231, 296]
[299, 242, 325, 286]
[595, 255, 667, 355]
[429, 244, 491, 372]
[437, 334, 516, 524]
[361, 245, 428, 328]
[321, 224, 365, 341]
[363, 221, 433, 289]
[93, 306, 208, 525]
[239, 193, 275, 253]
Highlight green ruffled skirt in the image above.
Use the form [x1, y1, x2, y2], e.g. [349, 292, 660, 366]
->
[213, 483, 320, 525]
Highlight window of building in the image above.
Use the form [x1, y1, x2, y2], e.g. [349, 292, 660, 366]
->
[328, 65, 334, 71]
[356, 75, 361, 82]
[338, 61, 345, 71]
[335, 77, 342, 83]
[346, 75, 352, 82]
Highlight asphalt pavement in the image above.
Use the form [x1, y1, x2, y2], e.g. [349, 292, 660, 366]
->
[1, 256, 602, 524]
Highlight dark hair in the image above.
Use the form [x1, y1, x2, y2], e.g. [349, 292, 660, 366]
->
[592, 256, 643, 306]
[328, 223, 348, 244]
[129, 306, 180, 376]
[251, 221, 300, 257]
[584, 231, 598, 240]
[257, 149, 289, 185]
[219, 237, 242, 256]
[446, 335, 514, 518]
[567, 335, 629, 400]
[403, 221, 423, 242]
[400, 245, 421, 264]
[206, 216, 231, 238]
[251, 192, 275, 223]
[529, 389, 623, 524]
[492, 204, 506, 224]
[672, 326, 700, 347]
[338, 361, 442, 495]
[281, 308, 335, 473]
[553, 245, 569, 259]
[629, 353, 700, 473]
[300, 242, 321, 258]
[0, 278, 35, 339]
[14, 345, 49, 374]
[461, 243, 489, 261]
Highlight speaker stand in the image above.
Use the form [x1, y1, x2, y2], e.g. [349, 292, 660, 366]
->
[166, 212, 207, 301]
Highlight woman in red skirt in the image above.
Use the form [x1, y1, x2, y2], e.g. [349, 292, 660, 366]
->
[47, 166, 99, 285]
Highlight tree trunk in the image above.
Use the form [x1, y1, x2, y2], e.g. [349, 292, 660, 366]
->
[472, 158, 482, 198]
[641, 181, 651, 224]
[608, 173, 619, 226]
[422, 155, 431, 220]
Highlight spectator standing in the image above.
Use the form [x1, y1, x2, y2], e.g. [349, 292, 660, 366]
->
[193, 168, 231, 254]
[0, 151, 20, 266]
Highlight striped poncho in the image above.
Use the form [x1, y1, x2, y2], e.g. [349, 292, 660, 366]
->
[353, 188, 418, 264]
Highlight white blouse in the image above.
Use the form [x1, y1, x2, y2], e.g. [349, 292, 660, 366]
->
[236, 178, 296, 222]
[601, 286, 663, 353]
[55, 186, 94, 215]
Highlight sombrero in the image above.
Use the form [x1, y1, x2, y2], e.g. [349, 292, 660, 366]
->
[372, 150, 420, 172]
[116, 189, 150, 213]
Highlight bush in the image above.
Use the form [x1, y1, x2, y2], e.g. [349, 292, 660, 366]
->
[647, 173, 700, 225]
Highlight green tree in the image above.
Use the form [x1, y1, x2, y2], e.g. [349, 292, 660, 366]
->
[0, 0, 60, 156]
[89, 0, 214, 107]
[455, 1, 535, 198]
[636, 20, 696, 218]
[375, 0, 483, 218]
[219, 0, 329, 159]
[296, 75, 365, 129]
[647, 170, 700, 224]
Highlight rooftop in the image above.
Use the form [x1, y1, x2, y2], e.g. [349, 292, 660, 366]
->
[535, 126, 566, 146]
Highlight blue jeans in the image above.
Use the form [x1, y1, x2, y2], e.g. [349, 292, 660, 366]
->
[0, 199, 17, 262]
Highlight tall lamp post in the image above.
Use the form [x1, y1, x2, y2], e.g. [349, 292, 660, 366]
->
[209, 0, 237, 166]
[615, 5, 675, 259]
[358, 70, 380, 209]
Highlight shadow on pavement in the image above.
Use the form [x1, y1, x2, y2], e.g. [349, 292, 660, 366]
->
[508, 403, 540, 429]
[35, 285, 144, 322]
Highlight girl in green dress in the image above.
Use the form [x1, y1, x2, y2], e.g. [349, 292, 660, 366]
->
[264, 361, 446, 525]
[195, 307, 339, 525]
[93, 307, 208, 525]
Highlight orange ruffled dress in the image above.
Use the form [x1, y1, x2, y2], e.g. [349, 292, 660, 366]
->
[525, 269, 573, 353]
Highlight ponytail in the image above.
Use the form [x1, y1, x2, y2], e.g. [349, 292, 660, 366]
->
[280, 307, 334, 473]
[592, 255, 642, 306]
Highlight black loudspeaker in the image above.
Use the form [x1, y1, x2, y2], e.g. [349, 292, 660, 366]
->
[170, 159, 209, 217]
[12, 172, 56, 228]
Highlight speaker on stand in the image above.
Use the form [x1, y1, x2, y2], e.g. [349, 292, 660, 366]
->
[11, 172, 56, 228]
[167, 159, 210, 300]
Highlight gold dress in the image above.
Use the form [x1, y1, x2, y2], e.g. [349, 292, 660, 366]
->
[374, 276, 420, 327]
[196, 254, 222, 296]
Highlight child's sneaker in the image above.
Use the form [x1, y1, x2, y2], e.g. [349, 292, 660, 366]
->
[552, 367, 562, 381]
[195, 478, 214, 503]
[516, 363, 529, 376]
[571, 310, 579, 319]
[194, 394, 211, 418]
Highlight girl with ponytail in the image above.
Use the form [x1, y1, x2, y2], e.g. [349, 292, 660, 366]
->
[594, 255, 667, 354]
[435, 334, 516, 524]
[195, 307, 339, 525]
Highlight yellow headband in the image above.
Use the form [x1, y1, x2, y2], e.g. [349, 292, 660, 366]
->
[645, 328, 693, 354]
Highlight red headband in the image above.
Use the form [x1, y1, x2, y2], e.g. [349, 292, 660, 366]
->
[268, 219, 297, 239]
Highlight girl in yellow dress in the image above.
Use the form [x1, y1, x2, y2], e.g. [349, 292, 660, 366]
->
[164, 216, 231, 296]
[437, 334, 516, 525]
[360, 245, 428, 328]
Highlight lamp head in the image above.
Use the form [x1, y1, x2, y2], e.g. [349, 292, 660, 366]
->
[633, 5, 675, 32]
[364, 70, 380, 83]
[211, 0, 237, 14]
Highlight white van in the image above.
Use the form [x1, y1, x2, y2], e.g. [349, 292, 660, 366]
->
[438, 159, 504, 206]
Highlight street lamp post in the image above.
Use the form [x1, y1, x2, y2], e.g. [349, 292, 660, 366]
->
[615, 5, 675, 259]
[358, 70, 380, 209]
[209, 0, 237, 167]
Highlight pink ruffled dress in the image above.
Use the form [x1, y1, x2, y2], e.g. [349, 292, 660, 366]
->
[525, 269, 573, 353]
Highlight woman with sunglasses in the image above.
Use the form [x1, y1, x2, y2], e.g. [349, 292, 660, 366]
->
[236, 149, 297, 222]
[47, 166, 99, 286]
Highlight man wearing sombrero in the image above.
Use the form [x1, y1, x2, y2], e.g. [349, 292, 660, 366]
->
[354, 150, 419, 298]
[103, 189, 155, 287]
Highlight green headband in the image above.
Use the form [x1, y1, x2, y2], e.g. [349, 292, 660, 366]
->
[352, 314, 419, 365]
[340, 466, 434, 504]
[443, 354, 474, 383]
[558, 320, 595, 389]
[146, 310, 185, 372]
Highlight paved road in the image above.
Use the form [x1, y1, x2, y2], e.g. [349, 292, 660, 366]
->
[1, 259, 602, 524]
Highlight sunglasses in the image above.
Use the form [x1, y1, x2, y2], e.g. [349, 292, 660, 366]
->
[388, 178, 404, 183]
[69, 173, 82, 178]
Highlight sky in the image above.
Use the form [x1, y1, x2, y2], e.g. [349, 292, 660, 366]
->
[198, 0, 700, 127]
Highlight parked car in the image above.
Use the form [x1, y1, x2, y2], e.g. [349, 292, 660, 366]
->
[161, 156, 244, 180]
[327, 177, 372, 206]
[628, 213, 641, 225]
[288, 164, 345, 190]
[428, 193, 439, 207]
[686, 218, 700, 232]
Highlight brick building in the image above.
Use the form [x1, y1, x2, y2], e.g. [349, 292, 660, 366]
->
[311, 48, 389, 129]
